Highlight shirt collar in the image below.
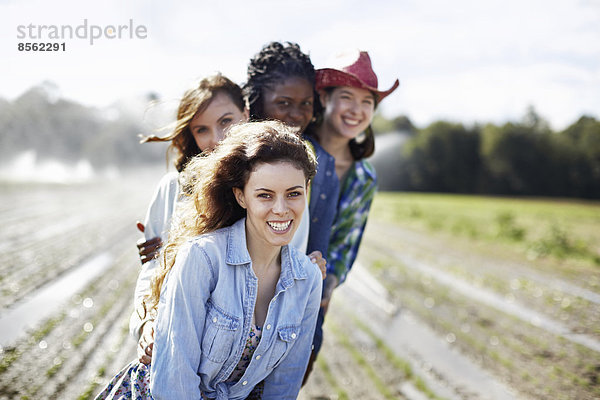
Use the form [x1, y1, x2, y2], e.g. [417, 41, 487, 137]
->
[305, 134, 375, 183]
[225, 218, 252, 265]
[280, 245, 308, 288]
[352, 160, 376, 184]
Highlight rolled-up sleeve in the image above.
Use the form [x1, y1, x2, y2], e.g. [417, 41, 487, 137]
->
[128, 257, 159, 339]
[130, 172, 180, 339]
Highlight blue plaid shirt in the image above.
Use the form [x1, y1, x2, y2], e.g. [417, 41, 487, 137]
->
[327, 160, 377, 284]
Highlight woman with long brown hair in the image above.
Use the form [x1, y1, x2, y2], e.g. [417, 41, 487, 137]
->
[96, 121, 322, 399]
[130, 74, 250, 346]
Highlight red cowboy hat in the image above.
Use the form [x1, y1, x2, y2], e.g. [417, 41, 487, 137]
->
[315, 50, 399, 103]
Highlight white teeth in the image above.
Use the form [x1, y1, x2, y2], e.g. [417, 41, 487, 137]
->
[343, 117, 360, 126]
[268, 221, 291, 231]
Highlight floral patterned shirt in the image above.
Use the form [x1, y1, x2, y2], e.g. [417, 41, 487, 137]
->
[227, 324, 262, 383]
[327, 160, 377, 284]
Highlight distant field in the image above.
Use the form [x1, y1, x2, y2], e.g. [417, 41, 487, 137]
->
[361, 192, 600, 399]
[370, 192, 600, 273]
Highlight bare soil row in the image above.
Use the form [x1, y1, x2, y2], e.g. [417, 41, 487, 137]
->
[360, 220, 600, 400]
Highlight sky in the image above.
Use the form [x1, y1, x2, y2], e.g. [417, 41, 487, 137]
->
[2, 0, 599, 131]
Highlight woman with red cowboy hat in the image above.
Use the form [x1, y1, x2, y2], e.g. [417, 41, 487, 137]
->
[302, 50, 399, 384]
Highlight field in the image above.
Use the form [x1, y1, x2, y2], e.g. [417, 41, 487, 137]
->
[362, 192, 600, 399]
[0, 177, 599, 399]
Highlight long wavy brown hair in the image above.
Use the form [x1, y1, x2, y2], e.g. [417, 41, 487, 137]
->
[141, 74, 245, 172]
[143, 120, 317, 314]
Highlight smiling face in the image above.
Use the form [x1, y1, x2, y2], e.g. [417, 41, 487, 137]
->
[261, 76, 314, 134]
[319, 86, 375, 141]
[189, 91, 249, 152]
[233, 161, 307, 249]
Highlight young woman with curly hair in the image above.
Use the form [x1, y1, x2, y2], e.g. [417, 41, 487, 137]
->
[96, 121, 322, 400]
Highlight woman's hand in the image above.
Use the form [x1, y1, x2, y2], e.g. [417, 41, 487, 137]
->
[136, 222, 162, 265]
[308, 250, 326, 280]
[137, 320, 155, 365]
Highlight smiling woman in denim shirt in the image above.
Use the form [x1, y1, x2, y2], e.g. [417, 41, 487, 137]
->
[94, 121, 322, 400]
[132, 68, 326, 369]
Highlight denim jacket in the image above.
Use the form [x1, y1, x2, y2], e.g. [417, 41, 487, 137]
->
[305, 136, 339, 257]
[150, 218, 322, 400]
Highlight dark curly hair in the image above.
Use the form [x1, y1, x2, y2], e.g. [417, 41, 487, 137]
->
[243, 41, 319, 122]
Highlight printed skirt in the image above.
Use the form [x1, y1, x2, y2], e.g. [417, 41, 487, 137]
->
[94, 360, 153, 400]
[94, 359, 264, 399]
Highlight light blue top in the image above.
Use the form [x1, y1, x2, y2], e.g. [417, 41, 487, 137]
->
[149, 218, 322, 400]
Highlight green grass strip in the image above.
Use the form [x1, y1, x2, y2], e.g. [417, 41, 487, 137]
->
[77, 320, 132, 400]
[315, 356, 350, 400]
[0, 311, 66, 374]
[328, 320, 398, 400]
[337, 294, 447, 400]
[352, 317, 446, 400]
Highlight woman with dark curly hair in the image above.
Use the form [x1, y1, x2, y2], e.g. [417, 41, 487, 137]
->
[244, 41, 317, 134]
[244, 41, 337, 278]
[244, 42, 348, 387]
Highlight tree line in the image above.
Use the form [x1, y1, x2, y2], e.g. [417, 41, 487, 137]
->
[372, 108, 600, 199]
[1, 83, 598, 199]
[0, 83, 166, 170]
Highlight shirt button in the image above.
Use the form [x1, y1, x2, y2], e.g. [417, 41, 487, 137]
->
[320, 193, 327, 200]
[212, 317, 217, 323]
[266, 324, 272, 330]
[326, 170, 332, 176]
[291, 333, 297, 339]
[256, 355, 261, 360]
[312, 217, 318, 223]
[242, 380, 248, 386]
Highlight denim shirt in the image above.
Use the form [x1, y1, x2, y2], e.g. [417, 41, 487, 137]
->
[150, 218, 322, 400]
[305, 136, 339, 257]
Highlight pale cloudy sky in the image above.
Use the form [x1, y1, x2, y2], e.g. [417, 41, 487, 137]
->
[2, 0, 599, 130]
